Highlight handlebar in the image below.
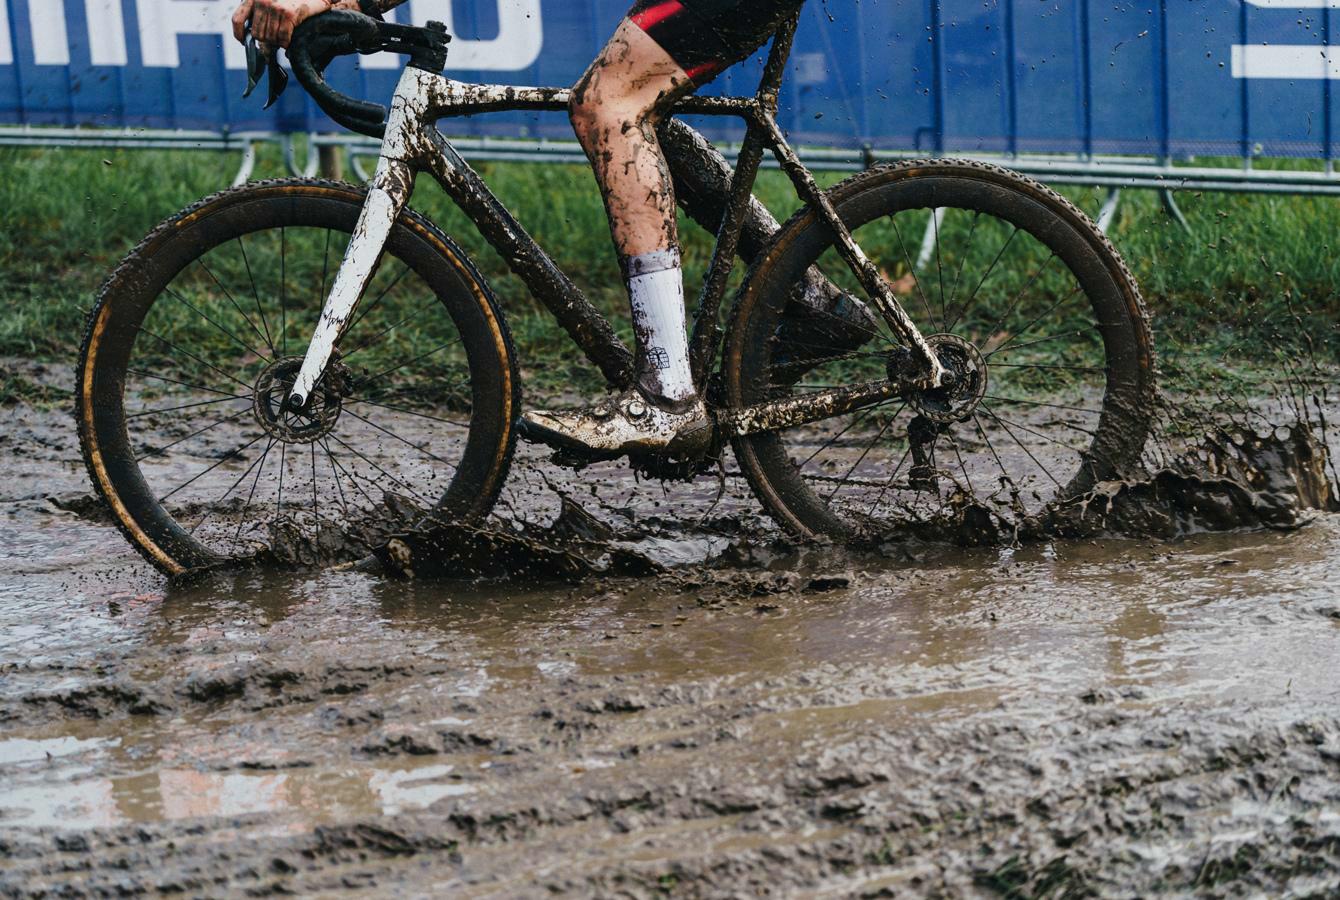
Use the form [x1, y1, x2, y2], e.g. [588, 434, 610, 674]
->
[287, 10, 451, 139]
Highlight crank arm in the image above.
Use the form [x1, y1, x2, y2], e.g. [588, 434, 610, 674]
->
[724, 380, 905, 438]
[289, 156, 413, 409]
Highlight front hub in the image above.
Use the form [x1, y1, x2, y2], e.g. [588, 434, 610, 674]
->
[253, 356, 345, 444]
[901, 333, 987, 424]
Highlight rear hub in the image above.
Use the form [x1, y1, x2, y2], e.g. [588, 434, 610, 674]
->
[901, 333, 987, 424]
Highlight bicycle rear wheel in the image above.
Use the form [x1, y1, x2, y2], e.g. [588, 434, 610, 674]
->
[78, 179, 519, 575]
[725, 160, 1155, 541]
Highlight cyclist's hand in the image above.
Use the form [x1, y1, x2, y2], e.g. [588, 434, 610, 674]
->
[232, 0, 341, 48]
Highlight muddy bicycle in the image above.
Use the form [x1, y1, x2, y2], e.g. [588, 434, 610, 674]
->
[77, 10, 1154, 576]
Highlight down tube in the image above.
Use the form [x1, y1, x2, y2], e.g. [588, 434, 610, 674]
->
[421, 129, 636, 389]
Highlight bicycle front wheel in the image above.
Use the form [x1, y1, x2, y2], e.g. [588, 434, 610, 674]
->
[725, 160, 1155, 541]
[78, 179, 519, 575]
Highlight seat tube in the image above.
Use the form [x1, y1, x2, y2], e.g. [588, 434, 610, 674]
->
[289, 71, 427, 410]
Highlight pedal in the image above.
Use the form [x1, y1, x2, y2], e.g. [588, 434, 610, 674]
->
[547, 446, 619, 470]
[665, 417, 717, 456]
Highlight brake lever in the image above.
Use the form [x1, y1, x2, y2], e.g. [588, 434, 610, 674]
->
[242, 24, 265, 99]
[241, 24, 290, 109]
[265, 50, 290, 109]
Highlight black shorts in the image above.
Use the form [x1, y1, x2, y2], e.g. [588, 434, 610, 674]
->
[627, 0, 806, 84]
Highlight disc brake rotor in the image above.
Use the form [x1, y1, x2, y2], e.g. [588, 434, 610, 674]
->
[253, 356, 345, 445]
[903, 333, 988, 424]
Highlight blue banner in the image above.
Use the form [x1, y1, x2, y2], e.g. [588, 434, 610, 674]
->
[1, 1, 1338, 159]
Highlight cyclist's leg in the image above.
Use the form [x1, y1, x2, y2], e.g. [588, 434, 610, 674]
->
[569, 19, 698, 408]
[524, 0, 808, 455]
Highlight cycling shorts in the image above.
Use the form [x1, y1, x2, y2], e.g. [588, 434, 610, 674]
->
[627, 0, 807, 84]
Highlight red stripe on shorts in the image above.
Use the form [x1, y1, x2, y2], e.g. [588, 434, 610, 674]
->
[630, 0, 684, 32]
[683, 61, 723, 82]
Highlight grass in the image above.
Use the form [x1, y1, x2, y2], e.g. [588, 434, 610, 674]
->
[0, 141, 1336, 404]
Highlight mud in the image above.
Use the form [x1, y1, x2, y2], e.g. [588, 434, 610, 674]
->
[4, 368, 1340, 896]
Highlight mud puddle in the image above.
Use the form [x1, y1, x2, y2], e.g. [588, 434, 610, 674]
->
[4, 394, 1340, 895]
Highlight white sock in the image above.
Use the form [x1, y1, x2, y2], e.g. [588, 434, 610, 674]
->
[626, 248, 696, 405]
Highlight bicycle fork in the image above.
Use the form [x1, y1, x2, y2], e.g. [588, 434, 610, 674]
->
[287, 71, 424, 412]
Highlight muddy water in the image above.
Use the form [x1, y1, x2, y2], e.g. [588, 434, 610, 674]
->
[3, 404, 1340, 896]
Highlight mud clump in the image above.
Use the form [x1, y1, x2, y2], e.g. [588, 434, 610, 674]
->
[1052, 423, 1337, 539]
[374, 497, 666, 581]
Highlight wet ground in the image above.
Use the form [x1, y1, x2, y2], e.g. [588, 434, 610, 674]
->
[3, 390, 1340, 897]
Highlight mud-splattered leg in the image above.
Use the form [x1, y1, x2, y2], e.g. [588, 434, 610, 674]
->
[570, 19, 699, 405]
[570, 19, 694, 259]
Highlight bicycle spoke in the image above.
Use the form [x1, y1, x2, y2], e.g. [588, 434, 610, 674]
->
[987, 285, 1085, 356]
[325, 436, 380, 514]
[310, 443, 320, 536]
[932, 207, 947, 331]
[827, 414, 898, 503]
[341, 407, 459, 470]
[945, 211, 979, 319]
[163, 286, 268, 362]
[158, 430, 268, 505]
[128, 395, 248, 420]
[279, 227, 288, 356]
[137, 325, 255, 393]
[195, 258, 273, 355]
[126, 369, 248, 399]
[808, 401, 907, 508]
[990, 362, 1106, 374]
[971, 413, 1014, 490]
[236, 235, 275, 352]
[795, 405, 877, 470]
[346, 263, 411, 337]
[981, 406, 1063, 489]
[983, 394, 1100, 417]
[340, 299, 442, 362]
[866, 442, 914, 516]
[947, 226, 1017, 334]
[346, 397, 469, 429]
[326, 431, 436, 508]
[189, 435, 277, 536]
[978, 252, 1058, 344]
[319, 229, 333, 307]
[363, 336, 465, 384]
[980, 404, 1083, 451]
[276, 441, 287, 518]
[359, 381, 472, 410]
[888, 214, 937, 330]
[988, 328, 1087, 358]
[951, 435, 975, 496]
[234, 437, 278, 549]
[136, 407, 251, 462]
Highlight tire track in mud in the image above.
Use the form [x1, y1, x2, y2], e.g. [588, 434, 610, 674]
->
[2, 654, 1338, 897]
[4, 548, 1340, 897]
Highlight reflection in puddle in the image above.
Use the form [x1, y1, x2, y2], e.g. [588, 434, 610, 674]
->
[370, 764, 473, 816]
[0, 736, 116, 766]
[0, 741, 475, 832]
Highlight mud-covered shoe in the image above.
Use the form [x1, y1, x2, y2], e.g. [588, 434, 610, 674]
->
[521, 388, 712, 457]
[771, 275, 880, 385]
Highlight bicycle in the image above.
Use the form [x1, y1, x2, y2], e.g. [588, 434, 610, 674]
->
[77, 10, 1155, 576]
